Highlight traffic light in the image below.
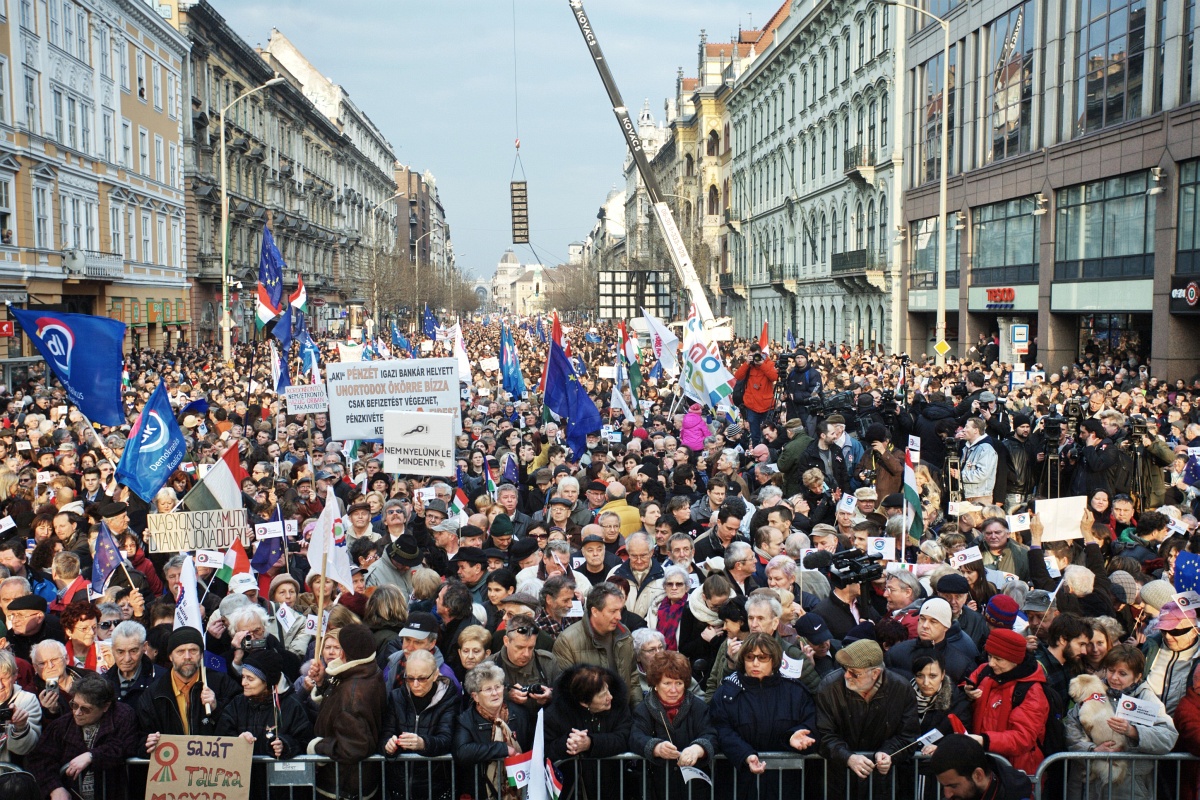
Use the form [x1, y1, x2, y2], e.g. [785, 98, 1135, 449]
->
[511, 181, 529, 244]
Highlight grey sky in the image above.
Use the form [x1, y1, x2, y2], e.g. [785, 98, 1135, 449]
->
[216, 0, 771, 278]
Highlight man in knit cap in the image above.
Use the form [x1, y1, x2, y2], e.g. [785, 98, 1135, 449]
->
[885, 597, 978, 683]
[136, 627, 239, 751]
[816, 638, 918, 798]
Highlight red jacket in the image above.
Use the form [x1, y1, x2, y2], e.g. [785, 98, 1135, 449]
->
[50, 575, 88, 612]
[1175, 685, 1200, 800]
[968, 659, 1049, 775]
[733, 359, 778, 414]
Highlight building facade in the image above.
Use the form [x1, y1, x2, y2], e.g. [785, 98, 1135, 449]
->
[725, 0, 897, 349]
[0, 0, 190, 358]
[897, 0, 1200, 378]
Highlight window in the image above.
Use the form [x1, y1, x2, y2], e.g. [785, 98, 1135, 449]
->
[66, 96, 76, 148]
[110, 206, 122, 257]
[1055, 172, 1156, 280]
[156, 216, 165, 265]
[102, 110, 112, 161]
[141, 211, 150, 261]
[63, 3, 73, 55]
[166, 74, 175, 118]
[154, 135, 163, 181]
[84, 201, 94, 249]
[845, 33, 851, 79]
[869, 11, 877, 57]
[49, 0, 59, 45]
[881, 7, 889, 52]
[881, 92, 889, 150]
[833, 43, 839, 86]
[821, 127, 827, 175]
[19, 0, 31, 31]
[168, 142, 177, 187]
[1075, 0, 1148, 135]
[822, 56, 828, 96]
[919, 46, 957, 185]
[24, 74, 36, 133]
[152, 64, 161, 109]
[76, 10, 86, 62]
[986, 3, 1036, 163]
[58, 195, 67, 247]
[127, 208, 134, 257]
[801, 138, 807, 182]
[972, 197, 1041, 283]
[858, 21, 865, 67]
[1178, 161, 1200, 272]
[99, 27, 109, 77]
[136, 51, 145, 100]
[869, 99, 877, 153]
[802, 68, 808, 106]
[81, 102, 90, 151]
[70, 197, 81, 247]
[119, 39, 128, 90]
[832, 208, 840, 255]
[122, 119, 132, 167]
[909, 216, 962, 288]
[138, 127, 147, 174]
[0, 179, 12, 241]
[170, 219, 179, 268]
[832, 114, 839, 169]
[52, 90, 63, 142]
[33, 186, 48, 248]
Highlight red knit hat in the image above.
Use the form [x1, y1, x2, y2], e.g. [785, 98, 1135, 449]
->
[983, 595, 1020, 629]
[985, 628, 1027, 664]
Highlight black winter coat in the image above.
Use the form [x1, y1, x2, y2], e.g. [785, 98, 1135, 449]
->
[216, 690, 313, 758]
[630, 691, 718, 800]
[453, 701, 534, 799]
[800, 441, 851, 493]
[544, 665, 633, 800]
[914, 402, 958, 469]
[380, 677, 460, 800]
[885, 631, 979, 684]
[135, 667, 241, 752]
[104, 654, 163, 708]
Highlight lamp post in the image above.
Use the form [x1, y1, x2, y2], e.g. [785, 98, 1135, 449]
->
[220, 76, 285, 363]
[875, 0, 950, 364]
[410, 228, 435, 329]
[368, 190, 407, 326]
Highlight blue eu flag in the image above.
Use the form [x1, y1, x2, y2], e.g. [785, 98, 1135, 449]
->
[115, 380, 186, 502]
[10, 307, 126, 426]
[250, 506, 284, 574]
[423, 304, 437, 339]
[91, 521, 123, 593]
[273, 302, 294, 352]
[1175, 551, 1200, 594]
[542, 340, 602, 459]
[257, 226, 285, 329]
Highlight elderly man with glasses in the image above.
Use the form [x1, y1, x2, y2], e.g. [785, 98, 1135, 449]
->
[0, 649, 40, 764]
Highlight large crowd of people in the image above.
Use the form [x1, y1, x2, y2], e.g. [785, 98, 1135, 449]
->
[0, 316, 1196, 800]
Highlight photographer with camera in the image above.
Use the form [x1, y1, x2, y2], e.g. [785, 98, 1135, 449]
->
[858, 424, 903, 500]
[732, 344, 778, 446]
[222, 604, 301, 690]
[786, 351, 823, 426]
[812, 554, 883, 642]
[1067, 419, 1119, 497]
[1101, 410, 1175, 508]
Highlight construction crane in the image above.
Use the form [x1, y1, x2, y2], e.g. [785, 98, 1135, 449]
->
[568, 0, 733, 340]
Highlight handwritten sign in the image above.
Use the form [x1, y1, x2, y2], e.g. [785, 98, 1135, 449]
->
[284, 383, 329, 414]
[145, 734, 253, 800]
[145, 509, 250, 554]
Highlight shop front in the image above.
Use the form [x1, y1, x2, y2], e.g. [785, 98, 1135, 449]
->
[1050, 279, 1153, 364]
[967, 284, 1039, 366]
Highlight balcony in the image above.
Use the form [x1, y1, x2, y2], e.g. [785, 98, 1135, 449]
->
[62, 249, 123, 281]
[768, 263, 799, 296]
[718, 271, 747, 299]
[909, 269, 960, 290]
[195, 254, 223, 282]
[844, 145, 877, 184]
[830, 249, 887, 292]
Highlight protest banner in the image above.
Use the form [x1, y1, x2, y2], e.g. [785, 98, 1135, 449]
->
[479, 356, 500, 372]
[326, 358, 460, 440]
[145, 509, 251, 554]
[284, 383, 329, 414]
[383, 411, 456, 477]
[145, 735, 253, 800]
[1036, 495, 1087, 541]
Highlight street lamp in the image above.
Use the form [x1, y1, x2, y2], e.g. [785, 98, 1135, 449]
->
[368, 190, 407, 324]
[411, 228, 435, 327]
[220, 75, 286, 363]
[875, 0, 950, 364]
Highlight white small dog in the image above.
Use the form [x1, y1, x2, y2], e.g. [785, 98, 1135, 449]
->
[1068, 674, 1128, 784]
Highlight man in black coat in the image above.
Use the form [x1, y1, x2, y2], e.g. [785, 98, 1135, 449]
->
[136, 627, 239, 754]
[106, 620, 164, 707]
[800, 419, 851, 494]
[812, 572, 881, 642]
[928, 733, 1034, 800]
[786, 351, 823, 423]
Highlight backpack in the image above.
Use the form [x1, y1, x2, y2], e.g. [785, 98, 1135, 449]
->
[731, 377, 747, 407]
[1012, 679, 1066, 756]
[1110, 445, 1136, 496]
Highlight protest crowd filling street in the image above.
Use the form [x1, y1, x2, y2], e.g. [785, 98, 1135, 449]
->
[6, 303, 1200, 800]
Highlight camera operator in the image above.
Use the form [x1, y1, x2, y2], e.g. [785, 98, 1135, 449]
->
[914, 392, 958, 477]
[954, 372, 990, 423]
[1002, 415, 1040, 513]
[973, 391, 1012, 442]
[732, 343, 778, 446]
[1106, 412, 1175, 508]
[857, 424, 903, 500]
[1067, 419, 1118, 497]
[785, 351, 822, 425]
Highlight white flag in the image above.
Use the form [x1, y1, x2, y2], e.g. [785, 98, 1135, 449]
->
[309, 490, 355, 592]
[610, 355, 636, 421]
[452, 323, 472, 383]
[642, 307, 679, 376]
[174, 554, 203, 633]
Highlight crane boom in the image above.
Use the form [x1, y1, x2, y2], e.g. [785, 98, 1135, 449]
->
[568, 0, 724, 331]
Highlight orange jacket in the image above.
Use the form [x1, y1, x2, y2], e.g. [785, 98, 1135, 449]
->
[733, 359, 778, 414]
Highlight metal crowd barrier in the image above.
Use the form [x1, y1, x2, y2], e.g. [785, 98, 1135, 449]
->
[1033, 751, 1198, 800]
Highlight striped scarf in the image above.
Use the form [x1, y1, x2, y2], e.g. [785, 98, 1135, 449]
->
[656, 596, 687, 650]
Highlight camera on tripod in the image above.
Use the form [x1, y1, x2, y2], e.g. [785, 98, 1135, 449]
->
[1130, 416, 1149, 440]
[1042, 415, 1065, 445]
[829, 549, 886, 585]
[1064, 399, 1084, 433]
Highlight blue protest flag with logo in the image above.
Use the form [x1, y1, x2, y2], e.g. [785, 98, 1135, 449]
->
[180, 397, 209, 418]
[115, 380, 186, 502]
[542, 340, 602, 459]
[273, 302, 294, 352]
[10, 307, 126, 426]
[91, 520, 124, 593]
[300, 331, 321, 378]
[536, 316, 546, 343]
[500, 325, 527, 399]
[585, 331, 601, 344]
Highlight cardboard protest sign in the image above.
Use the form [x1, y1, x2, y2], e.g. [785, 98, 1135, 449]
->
[145, 734, 253, 800]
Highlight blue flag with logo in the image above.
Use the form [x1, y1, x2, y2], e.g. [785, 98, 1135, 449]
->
[786, 328, 797, 350]
[256, 226, 285, 329]
[542, 340, 602, 459]
[203, 651, 227, 673]
[91, 520, 123, 593]
[180, 397, 209, 418]
[10, 307, 126, 426]
[500, 325, 527, 399]
[272, 302, 294, 352]
[501, 451, 519, 484]
[115, 380, 186, 502]
[536, 316, 546, 343]
[300, 331, 321, 377]
[585, 331, 601, 343]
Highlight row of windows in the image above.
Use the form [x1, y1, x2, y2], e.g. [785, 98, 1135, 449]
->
[108, 203, 182, 268]
[734, 8, 891, 153]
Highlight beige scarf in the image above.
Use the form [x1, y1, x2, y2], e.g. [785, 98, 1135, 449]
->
[479, 702, 522, 800]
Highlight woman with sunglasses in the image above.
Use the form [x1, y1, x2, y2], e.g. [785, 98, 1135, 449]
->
[381, 648, 459, 800]
[710, 632, 818, 800]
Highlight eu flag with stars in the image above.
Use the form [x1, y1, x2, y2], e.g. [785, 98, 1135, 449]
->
[10, 307, 126, 426]
[1175, 551, 1200, 594]
[1183, 455, 1200, 487]
[115, 380, 186, 503]
[256, 226, 285, 330]
[91, 520, 123, 593]
[542, 340, 602, 459]
[423, 304, 437, 339]
[250, 506, 284, 574]
[203, 651, 227, 673]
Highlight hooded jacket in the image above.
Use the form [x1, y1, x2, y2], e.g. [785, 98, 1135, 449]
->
[914, 401, 958, 467]
[680, 411, 711, 452]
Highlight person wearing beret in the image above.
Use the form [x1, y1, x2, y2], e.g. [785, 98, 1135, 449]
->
[136, 627, 240, 753]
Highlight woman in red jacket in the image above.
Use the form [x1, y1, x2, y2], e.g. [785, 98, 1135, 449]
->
[962, 627, 1049, 775]
[732, 344, 778, 447]
[1175, 662, 1200, 800]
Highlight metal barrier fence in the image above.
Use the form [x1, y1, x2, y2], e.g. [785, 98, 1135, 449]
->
[1033, 751, 1198, 800]
[34, 748, 1197, 800]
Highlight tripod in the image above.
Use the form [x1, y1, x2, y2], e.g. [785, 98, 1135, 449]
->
[1041, 447, 1061, 500]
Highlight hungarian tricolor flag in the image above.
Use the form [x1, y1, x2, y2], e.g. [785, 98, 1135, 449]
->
[216, 538, 251, 585]
[619, 320, 642, 399]
[903, 435, 924, 548]
[505, 751, 532, 790]
[758, 320, 770, 355]
[182, 446, 248, 512]
[289, 275, 308, 314]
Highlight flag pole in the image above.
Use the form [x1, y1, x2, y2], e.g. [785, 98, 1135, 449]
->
[314, 550, 330, 646]
[80, 413, 119, 471]
[277, 502, 289, 573]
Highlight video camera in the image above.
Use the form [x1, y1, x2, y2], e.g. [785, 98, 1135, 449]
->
[828, 549, 886, 586]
